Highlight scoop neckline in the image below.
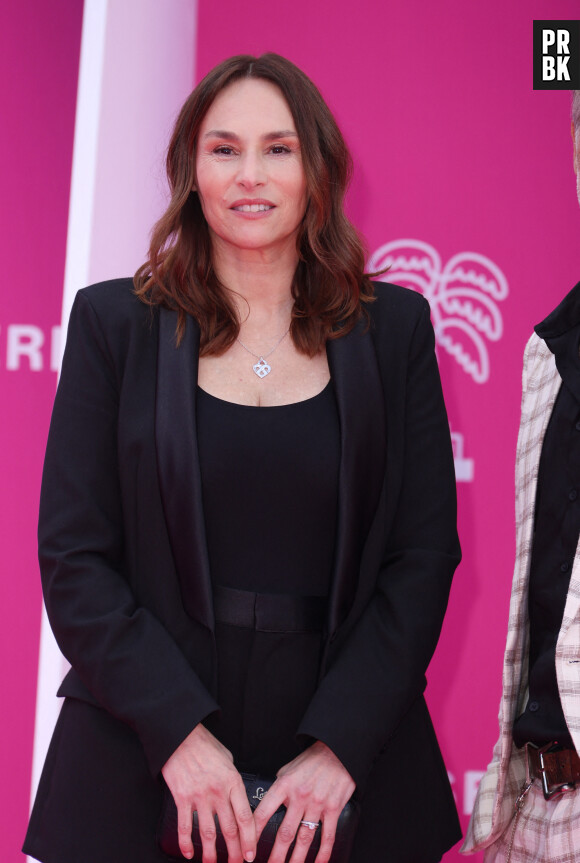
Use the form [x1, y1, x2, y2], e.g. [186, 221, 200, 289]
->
[196, 379, 332, 409]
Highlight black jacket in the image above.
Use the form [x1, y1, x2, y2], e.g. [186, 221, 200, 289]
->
[25, 279, 461, 863]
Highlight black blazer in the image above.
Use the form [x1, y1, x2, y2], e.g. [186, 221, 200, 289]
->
[30, 278, 461, 862]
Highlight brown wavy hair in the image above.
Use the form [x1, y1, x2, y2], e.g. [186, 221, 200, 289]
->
[134, 53, 375, 355]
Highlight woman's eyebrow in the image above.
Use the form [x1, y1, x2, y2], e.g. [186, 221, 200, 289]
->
[262, 130, 299, 140]
[202, 130, 239, 140]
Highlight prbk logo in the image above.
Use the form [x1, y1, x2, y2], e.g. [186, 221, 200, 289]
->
[533, 20, 580, 89]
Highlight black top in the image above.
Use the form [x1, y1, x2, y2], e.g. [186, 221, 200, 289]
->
[196, 381, 340, 597]
[513, 282, 580, 748]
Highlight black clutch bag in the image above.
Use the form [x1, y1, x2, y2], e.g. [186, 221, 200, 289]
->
[158, 772, 360, 862]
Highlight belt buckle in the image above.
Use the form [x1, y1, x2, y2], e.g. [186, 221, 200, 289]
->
[529, 742, 576, 800]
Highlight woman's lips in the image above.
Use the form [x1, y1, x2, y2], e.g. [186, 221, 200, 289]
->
[230, 200, 275, 213]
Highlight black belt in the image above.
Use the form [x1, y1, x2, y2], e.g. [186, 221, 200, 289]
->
[213, 585, 327, 633]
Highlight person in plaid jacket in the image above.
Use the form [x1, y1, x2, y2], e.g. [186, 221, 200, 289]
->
[463, 90, 580, 863]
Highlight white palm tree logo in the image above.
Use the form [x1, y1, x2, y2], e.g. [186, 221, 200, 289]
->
[368, 239, 509, 384]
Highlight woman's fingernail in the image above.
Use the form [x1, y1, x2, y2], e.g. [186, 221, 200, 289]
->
[245, 854, 255, 862]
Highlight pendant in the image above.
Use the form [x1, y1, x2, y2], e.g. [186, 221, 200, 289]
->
[253, 357, 271, 378]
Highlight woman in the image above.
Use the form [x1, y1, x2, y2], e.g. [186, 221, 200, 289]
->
[24, 53, 461, 863]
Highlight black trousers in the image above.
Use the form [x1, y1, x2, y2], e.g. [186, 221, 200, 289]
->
[206, 621, 324, 775]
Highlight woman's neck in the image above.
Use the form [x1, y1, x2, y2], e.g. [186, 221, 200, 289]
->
[232, 289, 294, 341]
[211, 237, 298, 320]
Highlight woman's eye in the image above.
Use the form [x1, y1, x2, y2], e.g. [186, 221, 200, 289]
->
[213, 145, 236, 156]
[269, 145, 291, 155]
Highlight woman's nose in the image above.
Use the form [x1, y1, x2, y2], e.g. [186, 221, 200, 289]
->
[236, 151, 266, 187]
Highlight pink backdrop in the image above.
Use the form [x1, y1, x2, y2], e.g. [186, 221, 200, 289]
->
[4, 2, 580, 861]
[1, 3, 83, 860]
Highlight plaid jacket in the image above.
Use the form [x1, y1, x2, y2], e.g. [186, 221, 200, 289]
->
[462, 330, 580, 853]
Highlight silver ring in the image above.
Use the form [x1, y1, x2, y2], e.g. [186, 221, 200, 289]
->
[300, 820, 319, 830]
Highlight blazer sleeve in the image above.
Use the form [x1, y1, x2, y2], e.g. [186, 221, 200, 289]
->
[38, 289, 219, 777]
[297, 299, 460, 791]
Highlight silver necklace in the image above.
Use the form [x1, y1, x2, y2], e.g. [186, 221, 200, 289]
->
[236, 328, 290, 378]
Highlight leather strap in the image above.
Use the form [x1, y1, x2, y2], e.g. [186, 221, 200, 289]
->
[527, 743, 580, 797]
[213, 585, 327, 633]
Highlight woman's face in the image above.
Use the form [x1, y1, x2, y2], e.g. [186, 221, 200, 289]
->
[195, 78, 308, 262]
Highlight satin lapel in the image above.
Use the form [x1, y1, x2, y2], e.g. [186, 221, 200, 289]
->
[156, 307, 214, 629]
[326, 319, 386, 636]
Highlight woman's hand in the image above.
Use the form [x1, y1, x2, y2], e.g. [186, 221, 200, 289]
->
[161, 724, 257, 863]
[253, 741, 355, 863]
